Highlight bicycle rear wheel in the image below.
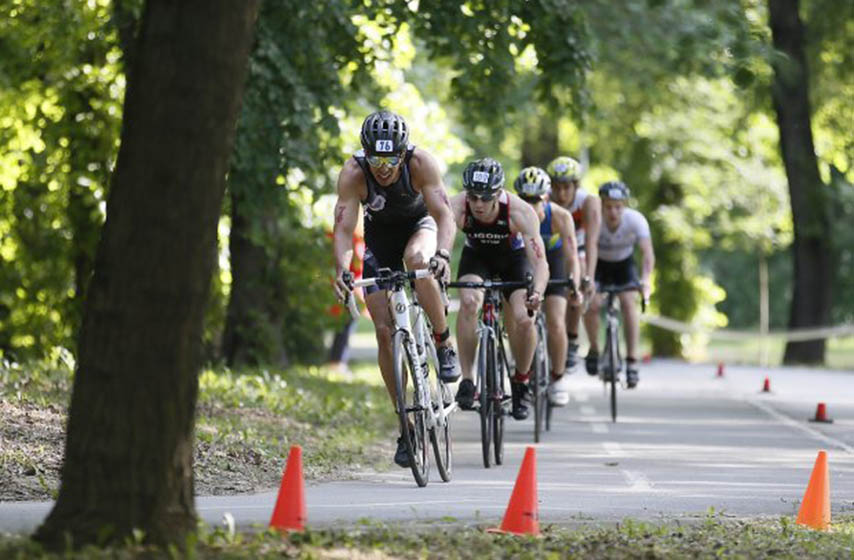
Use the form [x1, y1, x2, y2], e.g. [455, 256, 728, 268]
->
[425, 330, 452, 482]
[477, 330, 492, 468]
[492, 334, 505, 466]
[393, 330, 429, 486]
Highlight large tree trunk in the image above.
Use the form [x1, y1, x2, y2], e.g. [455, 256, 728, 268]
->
[520, 115, 559, 169]
[34, 0, 258, 548]
[768, 0, 831, 364]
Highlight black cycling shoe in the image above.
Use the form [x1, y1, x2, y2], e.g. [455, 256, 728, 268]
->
[437, 344, 461, 383]
[585, 351, 600, 376]
[626, 367, 639, 389]
[510, 381, 530, 420]
[455, 378, 476, 410]
[394, 435, 411, 468]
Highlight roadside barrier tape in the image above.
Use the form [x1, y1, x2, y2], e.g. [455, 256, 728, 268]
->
[641, 314, 854, 342]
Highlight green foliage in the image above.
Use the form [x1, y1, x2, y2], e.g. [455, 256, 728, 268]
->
[0, 0, 123, 361]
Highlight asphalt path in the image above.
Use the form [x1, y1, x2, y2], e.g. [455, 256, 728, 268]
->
[2, 360, 853, 534]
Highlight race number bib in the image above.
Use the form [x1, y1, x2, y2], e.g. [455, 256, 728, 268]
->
[375, 139, 394, 152]
[472, 171, 490, 183]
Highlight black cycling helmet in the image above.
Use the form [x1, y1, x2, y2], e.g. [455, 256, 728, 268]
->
[360, 110, 409, 155]
[462, 158, 505, 194]
[599, 180, 630, 200]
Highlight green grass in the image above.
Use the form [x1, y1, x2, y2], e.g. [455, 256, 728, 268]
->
[3, 515, 854, 558]
[696, 336, 854, 370]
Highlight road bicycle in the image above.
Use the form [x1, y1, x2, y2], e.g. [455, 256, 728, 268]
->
[344, 268, 455, 487]
[531, 278, 576, 441]
[596, 282, 646, 423]
[447, 276, 531, 468]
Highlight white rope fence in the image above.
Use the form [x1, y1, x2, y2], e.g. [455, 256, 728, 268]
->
[641, 314, 854, 342]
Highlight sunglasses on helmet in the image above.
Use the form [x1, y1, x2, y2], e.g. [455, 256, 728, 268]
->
[466, 191, 496, 202]
[366, 154, 402, 168]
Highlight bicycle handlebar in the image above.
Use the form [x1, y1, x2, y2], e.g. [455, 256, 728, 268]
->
[597, 282, 647, 313]
[353, 268, 433, 289]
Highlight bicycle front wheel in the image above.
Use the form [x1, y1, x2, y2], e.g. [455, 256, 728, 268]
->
[492, 333, 505, 466]
[425, 333, 452, 482]
[393, 330, 429, 486]
[533, 317, 548, 443]
[477, 330, 493, 468]
[608, 325, 619, 422]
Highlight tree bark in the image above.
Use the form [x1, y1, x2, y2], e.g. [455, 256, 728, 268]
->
[768, 0, 831, 364]
[34, 0, 258, 548]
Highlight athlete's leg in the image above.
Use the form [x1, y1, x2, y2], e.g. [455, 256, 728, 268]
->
[566, 253, 586, 340]
[505, 289, 536, 375]
[619, 290, 640, 361]
[403, 227, 447, 335]
[456, 275, 484, 382]
[585, 293, 602, 354]
[545, 295, 568, 376]
[365, 290, 398, 407]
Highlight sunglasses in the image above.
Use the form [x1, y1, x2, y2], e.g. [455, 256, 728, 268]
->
[466, 191, 496, 202]
[520, 195, 543, 203]
[366, 154, 402, 168]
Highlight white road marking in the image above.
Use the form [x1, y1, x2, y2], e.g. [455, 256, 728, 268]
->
[603, 441, 623, 456]
[580, 405, 596, 415]
[621, 470, 653, 492]
[747, 398, 854, 454]
[591, 423, 609, 434]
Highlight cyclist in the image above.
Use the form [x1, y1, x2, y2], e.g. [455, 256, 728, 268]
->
[451, 158, 549, 420]
[546, 156, 601, 375]
[332, 110, 459, 468]
[585, 181, 654, 389]
[513, 167, 583, 406]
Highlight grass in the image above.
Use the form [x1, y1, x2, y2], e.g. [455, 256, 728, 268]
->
[3, 514, 854, 558]
[0, 356, 398, 500]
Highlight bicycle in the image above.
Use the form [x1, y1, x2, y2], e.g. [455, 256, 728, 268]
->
[531, 277, 576, 441]
[344, 267, 455, 487]
[596, 282, 646, 423]
[447, 275, 532, 468]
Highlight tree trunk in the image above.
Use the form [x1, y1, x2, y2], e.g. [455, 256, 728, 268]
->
[34, 0, 258, 548]
[520, 115, 559, 169]
[768, 0, 831, 364]
[221, 185, 289, 367]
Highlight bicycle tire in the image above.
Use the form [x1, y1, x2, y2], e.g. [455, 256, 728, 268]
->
[492, 334, 505, 466]
[608, 324, 619, 423]
[533, 325, 545, 443]
[392, 330, 429, 486]
[477, 330, 492, 468]
[425, 330, 452, 482]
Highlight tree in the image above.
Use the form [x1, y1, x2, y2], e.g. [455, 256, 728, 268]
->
[768, 0, 831, 364]
[34, 0, 258, 548]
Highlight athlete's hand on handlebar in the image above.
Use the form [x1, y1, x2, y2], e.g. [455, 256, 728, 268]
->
[568, 284, 584, 307]
[640, 280, 651, 308]
[429, 249, 451, 284]
[580, 275, 594, 299]
[334, 270, 353, 302]
[526, 290, 543, 313]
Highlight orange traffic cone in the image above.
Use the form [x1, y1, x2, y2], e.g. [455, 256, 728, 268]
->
[796, 450, 831, 530]
[716, 362, 725, 378]
[761, 377, 771, 393]
[488, 446, 539, 536]
[270, 445, 306, 532]
[809, 403, 834, 424]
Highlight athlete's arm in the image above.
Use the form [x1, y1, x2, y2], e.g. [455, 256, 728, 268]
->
[582, 194, 601, 291]
[552, 204, 580, 288]
[332, 160, 363, 299]
[638, 236, 655, 302]
[508, 193, 549, 303]
[411, 148, 455, 254]
[448, 192, 467, 231]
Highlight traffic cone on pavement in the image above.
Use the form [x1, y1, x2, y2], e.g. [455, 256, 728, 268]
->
[761, 377, 771, 393]
[489, 446, 539, 536]
[796, 450, 831, 530]
[809, 403, 833, 423]
[716, 362, 725, 378]
[270, 445, 306, 532]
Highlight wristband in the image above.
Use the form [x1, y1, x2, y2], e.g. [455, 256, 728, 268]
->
[434, 249, 450, 262]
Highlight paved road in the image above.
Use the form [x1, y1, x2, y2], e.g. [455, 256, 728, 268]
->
[2, 360, 853, 534]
